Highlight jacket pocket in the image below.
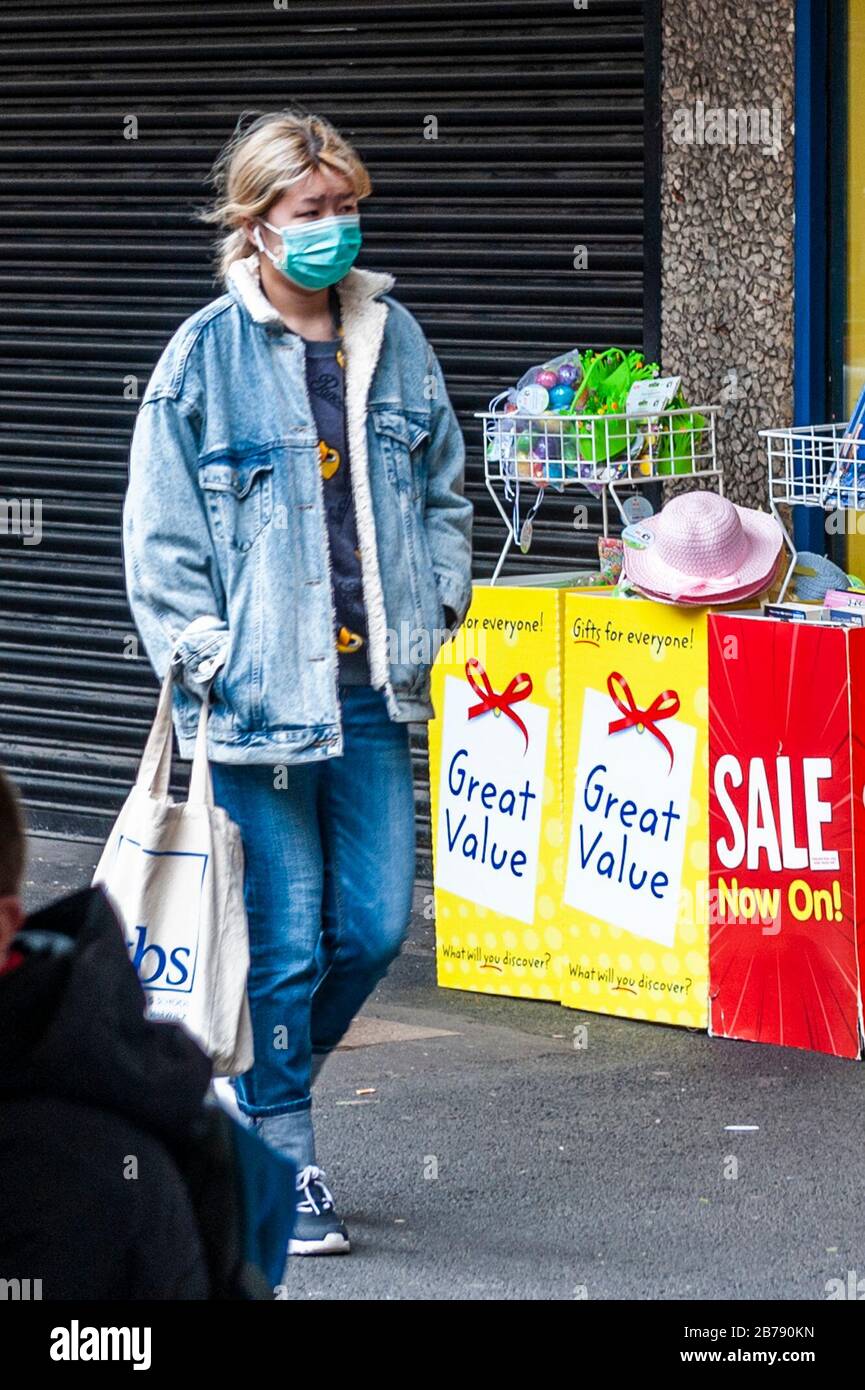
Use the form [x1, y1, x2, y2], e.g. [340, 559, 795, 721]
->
[198, 446, 275, 553]
[370, 407, 430, 502]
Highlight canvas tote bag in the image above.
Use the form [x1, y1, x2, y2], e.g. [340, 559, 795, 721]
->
[93, 666, 253, 1076]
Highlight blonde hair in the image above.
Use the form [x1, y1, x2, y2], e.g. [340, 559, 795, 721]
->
[201, 110, 372, 281]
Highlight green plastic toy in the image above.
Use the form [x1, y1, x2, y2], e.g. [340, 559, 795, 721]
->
[567, 348, 660, 465]
[653, 390, 708, 475]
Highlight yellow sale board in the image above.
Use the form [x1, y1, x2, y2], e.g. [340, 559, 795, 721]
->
[561, 593, 709, 1027]
[428, 581, 575, 1001]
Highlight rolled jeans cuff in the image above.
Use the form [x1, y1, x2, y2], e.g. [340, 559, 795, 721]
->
[253, 1109, 316, 1172]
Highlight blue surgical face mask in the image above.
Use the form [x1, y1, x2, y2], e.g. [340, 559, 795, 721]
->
[254, 212, 362, 290]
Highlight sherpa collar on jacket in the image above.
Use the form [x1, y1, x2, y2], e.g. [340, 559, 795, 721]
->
[226, 252, 395, 329]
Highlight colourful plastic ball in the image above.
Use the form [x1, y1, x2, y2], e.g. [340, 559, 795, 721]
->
[536, 370, 558, 390]
[546, 459, 565, 484]
[558, 362, 579, 385]
[562, 437, 578, 462]
[533, 436, 561, 462]
[549, 383, 575, 409]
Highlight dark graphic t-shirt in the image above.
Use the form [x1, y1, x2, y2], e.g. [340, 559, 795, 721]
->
[303, 335, 370, 684]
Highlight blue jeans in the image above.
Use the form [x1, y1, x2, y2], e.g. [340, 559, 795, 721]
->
[210, 686, 416, 1146]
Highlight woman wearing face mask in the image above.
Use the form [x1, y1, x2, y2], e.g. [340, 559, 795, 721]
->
[123, 112, 473, 1256]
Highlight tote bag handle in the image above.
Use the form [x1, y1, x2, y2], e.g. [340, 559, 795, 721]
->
[136, 666, 218, 810]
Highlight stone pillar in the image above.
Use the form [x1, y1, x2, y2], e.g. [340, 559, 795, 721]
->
[660, 2, 795, 506]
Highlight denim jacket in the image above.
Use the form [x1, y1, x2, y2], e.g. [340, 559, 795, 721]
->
[123, 255, 474, 765]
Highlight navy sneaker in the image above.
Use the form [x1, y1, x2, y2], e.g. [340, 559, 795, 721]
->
[289, 1165, 351, 1256]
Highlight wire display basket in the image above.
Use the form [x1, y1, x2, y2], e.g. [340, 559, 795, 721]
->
[762, 422, 865, 509]
[478, 397, 722, 583]
[761, 421, 864, 597]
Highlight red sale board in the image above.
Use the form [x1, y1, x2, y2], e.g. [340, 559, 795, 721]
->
[709, 615, 865, 1058]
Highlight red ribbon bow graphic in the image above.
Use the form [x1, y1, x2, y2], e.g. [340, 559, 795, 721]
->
[465, 658, 533, 754]
[606, 671, 680, 773]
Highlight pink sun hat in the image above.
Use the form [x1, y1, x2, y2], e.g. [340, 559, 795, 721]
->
[622, 491, 784, 603]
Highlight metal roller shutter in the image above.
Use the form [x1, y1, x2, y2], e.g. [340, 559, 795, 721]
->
[0, 0, 660, 867]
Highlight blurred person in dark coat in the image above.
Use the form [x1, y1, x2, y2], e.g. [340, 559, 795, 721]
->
[0, 766, 294, 1299]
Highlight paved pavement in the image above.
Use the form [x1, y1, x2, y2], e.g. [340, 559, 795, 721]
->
[22, 835, 865, 1301]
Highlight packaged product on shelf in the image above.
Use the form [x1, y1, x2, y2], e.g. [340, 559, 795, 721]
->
[597, 535, 624, 583]
[515, 348, 583, 415]
[824, 587, 865, 611]
[761, 601, 823, 622]
[822, 586, 865, 624]
[567, 349, 659, 481]
[824, 607, 865, 627]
